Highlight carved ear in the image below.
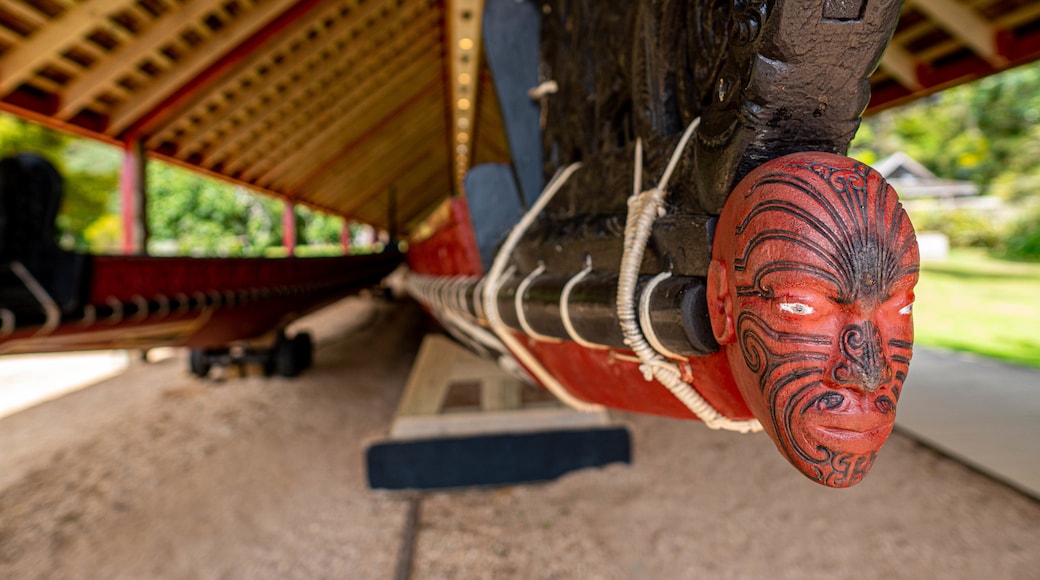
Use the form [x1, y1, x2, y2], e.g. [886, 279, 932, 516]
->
[707, 259, 734, 345]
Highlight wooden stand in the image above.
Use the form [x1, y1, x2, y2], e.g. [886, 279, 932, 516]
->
[366, 334, 631, 490]
[389, 334, 611, 439]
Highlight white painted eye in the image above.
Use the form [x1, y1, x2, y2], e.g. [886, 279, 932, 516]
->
[780, 302, 815, 315]
[899, 303, 914, 315]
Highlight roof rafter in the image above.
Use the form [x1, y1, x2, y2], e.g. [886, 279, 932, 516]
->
[200, 6, 439, 169]
[152, 0, 369, 153]
[0, 0, 134, 94]
[879, 42, 923, 90]
[909, 0, 1006, 67]
[260, 65, 442, 189]
[235, 44, 442, 184]
[306, 104, 445, 200]
[55, 0, 230, 119]
[106, 0, 305, 135]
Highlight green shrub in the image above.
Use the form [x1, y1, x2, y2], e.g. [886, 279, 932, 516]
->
[907, 208, 1006, 249]
[1003, 211, 1040, 262]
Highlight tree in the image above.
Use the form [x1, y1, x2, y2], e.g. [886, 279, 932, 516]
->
[851, 59, 1040, 200]
[147, 161, 346, 257]
[0, 113, 119, 252]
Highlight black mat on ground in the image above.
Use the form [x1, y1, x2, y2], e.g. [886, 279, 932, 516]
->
[366, 427, 632, 490]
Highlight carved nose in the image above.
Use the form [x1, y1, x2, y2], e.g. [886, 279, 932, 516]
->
[833, 321, 893, 393]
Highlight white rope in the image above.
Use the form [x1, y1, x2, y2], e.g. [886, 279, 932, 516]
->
[515, 264, 559, 342]
[453, 276, 469, 317]
[638, 271, 688, 361]
[132, 295, 149, 321]
[10, 261, 60, 336]
[472, 277, 487, 321]
[482, 163, 603, 413]
[80, 305, 96, 327]
[155, 294, 170, 319]
[105, 297, 123, 325]
[528, 80, 559, 100]
[617, 119, 761, 433]
[175, 293, 190, 315]
[559, 257, 605, 349]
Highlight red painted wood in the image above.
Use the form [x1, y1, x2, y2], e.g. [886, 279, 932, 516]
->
[89, 254, 384, 303]
[283, 199, 296, 256]
[520, 336, 754, 421]
[407, 197, 482, 277]
[120, 139, 144, 255]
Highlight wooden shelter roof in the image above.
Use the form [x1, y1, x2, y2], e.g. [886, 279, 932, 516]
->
[0, 0, 1038, 232]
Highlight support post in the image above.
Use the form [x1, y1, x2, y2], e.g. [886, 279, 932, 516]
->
[282, 199, 296, 256]
[341, 220, 352, 255]
[120, 138, 148, 255]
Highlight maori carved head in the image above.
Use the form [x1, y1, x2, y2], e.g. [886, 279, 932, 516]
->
[707, 152, 919, 487]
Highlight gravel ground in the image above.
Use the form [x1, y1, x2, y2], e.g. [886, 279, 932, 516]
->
[1, 297, 1038, 579]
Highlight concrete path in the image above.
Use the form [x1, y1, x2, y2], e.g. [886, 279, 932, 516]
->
[898, 347, 1040, 500]
[0, 350, 129, 419]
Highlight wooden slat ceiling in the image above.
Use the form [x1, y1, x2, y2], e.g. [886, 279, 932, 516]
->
[0, 0, 1038, 233]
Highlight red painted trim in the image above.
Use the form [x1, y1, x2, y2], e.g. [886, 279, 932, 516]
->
[406, 197, 482, 276]
[0, 100, 121, 147]
[283, 199, 296, 256]
[120, 139, 144, 255]
[123, 0, 330, 140]
[0, 252, 402, 353]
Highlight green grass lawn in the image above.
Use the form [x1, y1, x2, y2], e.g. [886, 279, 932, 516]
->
[914, 249, 1040, 367]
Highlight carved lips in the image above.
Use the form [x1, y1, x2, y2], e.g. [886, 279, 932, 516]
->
[798, 390, 897, 456]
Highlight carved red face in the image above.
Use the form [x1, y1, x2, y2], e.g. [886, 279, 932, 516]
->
[708, 152, 919, 487]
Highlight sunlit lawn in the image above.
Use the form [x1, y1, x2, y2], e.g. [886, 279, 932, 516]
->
[914, 249, 1040, 368]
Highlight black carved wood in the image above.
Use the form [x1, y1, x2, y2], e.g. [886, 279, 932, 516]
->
[510, 0, 903, 278]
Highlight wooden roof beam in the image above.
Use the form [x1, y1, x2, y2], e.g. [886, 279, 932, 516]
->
[306, 109, 445, 204]
[106, 0, 305, 135]
[311, 139, 443, 213]
[909, 0, 1007, 67]
[0, 0, 134, 95]
[122, 0, 339, 142]
[256, 64, 442, 189]
[56, 0, 233, 119]
[230, 44, 441, 182]
[0, 1, 48, 27]
[148, 0, 365, 151]
[215, 4, 443, 167]
[391, 170, 455, 230]
[198, 8, 439, 166]
[218, 33, 440, 179]
[879, 42, 923, 91]
[253, 69, 442, 191]
[352, 162, 449, 230]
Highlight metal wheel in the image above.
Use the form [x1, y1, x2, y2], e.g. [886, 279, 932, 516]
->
[189, 349, 211, 378]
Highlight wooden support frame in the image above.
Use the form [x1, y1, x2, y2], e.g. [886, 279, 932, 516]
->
[389, 334, 611, 440]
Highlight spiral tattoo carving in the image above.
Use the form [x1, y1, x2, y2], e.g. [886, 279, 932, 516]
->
[726, 155, 919, 487]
